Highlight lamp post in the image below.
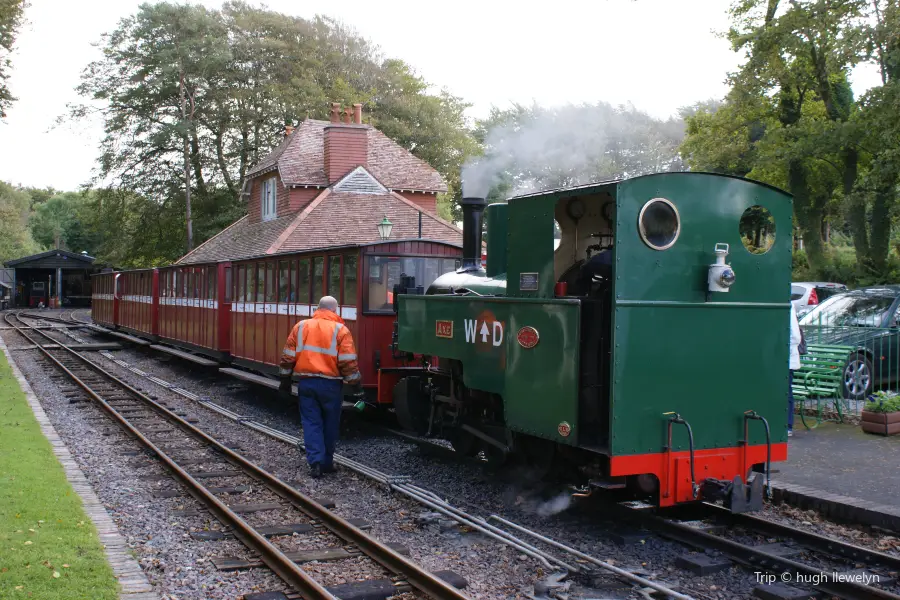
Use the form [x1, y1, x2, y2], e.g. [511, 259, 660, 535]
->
[377, 215, 393, 240]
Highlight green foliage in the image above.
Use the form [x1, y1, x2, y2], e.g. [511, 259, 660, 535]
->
[864, 390, 900, 413]
[0, 0, 25, 117]
[0, 182, 40, 263]
[28, 192, 100, 254]
[70, 2, 478, 265]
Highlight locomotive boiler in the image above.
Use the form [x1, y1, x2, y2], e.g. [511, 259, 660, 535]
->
[390, 172, 792, 512]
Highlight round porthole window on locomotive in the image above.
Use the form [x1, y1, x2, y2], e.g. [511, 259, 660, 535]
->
[638, 198, 680, 250]
[739, 205, 776, 254]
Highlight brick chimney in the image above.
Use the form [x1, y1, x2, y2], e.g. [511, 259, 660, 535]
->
[285, 124, 294, 137]
[324, 103, 368, 184]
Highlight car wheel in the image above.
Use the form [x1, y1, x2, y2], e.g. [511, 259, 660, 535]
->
[843, 353, 873, 400]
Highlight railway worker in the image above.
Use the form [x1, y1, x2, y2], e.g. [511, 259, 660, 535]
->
[279, 296, 362, 478]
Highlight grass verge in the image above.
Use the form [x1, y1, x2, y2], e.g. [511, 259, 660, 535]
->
[0, 349, 119, 599]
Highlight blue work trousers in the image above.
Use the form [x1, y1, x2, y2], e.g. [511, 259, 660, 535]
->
[298, 377, 343, 468]
[788, 369, 795, 431]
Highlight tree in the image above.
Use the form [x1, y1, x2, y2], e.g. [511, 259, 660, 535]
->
[71, 2, 478, 263]
[0, 182, 39, 262]
[28, 192, 100, 253]
[0, 0, 25, 118]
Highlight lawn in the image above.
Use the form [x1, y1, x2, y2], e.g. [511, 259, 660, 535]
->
[0, 350, 119, 599]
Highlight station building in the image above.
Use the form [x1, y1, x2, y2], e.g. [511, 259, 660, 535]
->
[3, 249, 104, 308]
[177, 103, 463, 268]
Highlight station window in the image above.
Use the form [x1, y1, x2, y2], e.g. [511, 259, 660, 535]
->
[312, 257, 324, 304]
[278, 260, 290, 303]
[261, 177, 277, 221]
[365, 256, 458, 312]
[296, 259, 310, 304]
[343, 255, 358, 306]
[328, 255, 342, 304]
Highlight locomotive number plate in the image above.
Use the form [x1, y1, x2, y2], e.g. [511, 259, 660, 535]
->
[517, 326, 539, 349]
[558, 422, 571, 437]
[435, 320, 454, 339]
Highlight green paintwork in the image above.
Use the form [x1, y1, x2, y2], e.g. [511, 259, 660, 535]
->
[485, 203, 508, 277]
[610, 174, 792, 454]
[397, 294, 582, 445]
[397, 172, 792, 459]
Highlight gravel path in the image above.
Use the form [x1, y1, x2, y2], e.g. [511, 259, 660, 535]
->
[10, 311, 895, 599]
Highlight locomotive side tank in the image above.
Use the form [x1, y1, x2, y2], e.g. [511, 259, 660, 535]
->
[393, 172, 792, 511]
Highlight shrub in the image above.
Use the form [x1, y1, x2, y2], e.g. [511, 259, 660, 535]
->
[864, 390, 900, 413]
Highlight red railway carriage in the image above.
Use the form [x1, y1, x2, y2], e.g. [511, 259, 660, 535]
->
[91, 271, 119, 328]
[117, 269, 159, 336]
[158, 262, 232, 358]
[230, 240, 461, 403]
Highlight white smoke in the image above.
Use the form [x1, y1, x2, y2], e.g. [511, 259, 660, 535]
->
[535, 491, 573, 517]
[462, 101, 686, 199]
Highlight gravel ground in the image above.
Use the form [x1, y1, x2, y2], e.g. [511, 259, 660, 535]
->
[9, 311, 894, 599]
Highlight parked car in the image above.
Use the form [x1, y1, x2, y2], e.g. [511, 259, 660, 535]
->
[799, 286, 900, 400]
[792, 282, 848, 317]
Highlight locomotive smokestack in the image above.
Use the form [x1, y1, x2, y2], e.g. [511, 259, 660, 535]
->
[460, 196, 486, 271]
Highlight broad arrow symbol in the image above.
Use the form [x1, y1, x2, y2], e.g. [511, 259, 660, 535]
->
[480, 321, 490, 343]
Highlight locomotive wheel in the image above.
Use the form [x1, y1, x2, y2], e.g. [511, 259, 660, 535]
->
[447, 427, 479, 457]
[516, 436, 556, 481]
[392, 376, 430, 435]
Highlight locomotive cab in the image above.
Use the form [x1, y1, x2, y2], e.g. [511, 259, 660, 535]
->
[393, 173, 792, 512]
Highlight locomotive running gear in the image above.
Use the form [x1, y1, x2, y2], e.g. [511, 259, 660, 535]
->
[279, 309, 361, 383]
[298, 377, 343, 471]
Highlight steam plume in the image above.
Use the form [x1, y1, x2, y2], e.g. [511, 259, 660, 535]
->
[462, 101, 686, 199]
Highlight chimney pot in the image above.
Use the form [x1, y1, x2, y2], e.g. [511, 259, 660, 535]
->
[330, 102, 341, 124]
[353, 103, 362, 124]
[285, 124, 294, 137]
[342, 106, 352, 124]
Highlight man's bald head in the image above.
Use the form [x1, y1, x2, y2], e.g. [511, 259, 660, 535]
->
[318, 296, 338, 312]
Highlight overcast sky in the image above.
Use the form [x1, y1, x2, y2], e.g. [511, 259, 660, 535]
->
[0, 0, 883, 191]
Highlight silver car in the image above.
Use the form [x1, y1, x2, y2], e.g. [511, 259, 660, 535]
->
[792, 282, 848, 317]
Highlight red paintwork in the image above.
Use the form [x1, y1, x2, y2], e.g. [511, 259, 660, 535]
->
[609, 442, 789, 506]
[91, 272, 119, 328]
[117, 269, 158, 336]
[157, 262, 231, 353]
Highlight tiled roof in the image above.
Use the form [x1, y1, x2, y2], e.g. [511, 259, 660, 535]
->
[246, 119, 447, 193]
[277, 191, 462, 252]
[175, 214, 296, 265]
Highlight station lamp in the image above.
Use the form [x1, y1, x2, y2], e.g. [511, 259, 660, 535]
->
[377, 215, 393, 240]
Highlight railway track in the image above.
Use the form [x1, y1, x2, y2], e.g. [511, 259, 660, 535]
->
[608, 499, 900, 600]
[28, 309, 900, 599]
[5, 312, 471, 600]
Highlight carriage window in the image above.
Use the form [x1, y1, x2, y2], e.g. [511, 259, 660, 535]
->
[328, 255, 342, 303]
[247, 266, 255, 302]
[237, 266, 246, 302]
[224, 267, 232, 302]
[297, 259, 310, 304]
[207, 267, 217, 300]
[266, 263, 276, 302]
[365, 256, 457, 312]
[278, 261, 290, 302]
[343, 255, 358, 306]
[312, 257, 324, 304]
[256, 263, 265, 302]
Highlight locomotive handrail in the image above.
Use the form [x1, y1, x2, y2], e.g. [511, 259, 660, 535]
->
[662, 412, 698, 500]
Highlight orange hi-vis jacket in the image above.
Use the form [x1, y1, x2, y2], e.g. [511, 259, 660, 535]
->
[279, 309, 361, 383]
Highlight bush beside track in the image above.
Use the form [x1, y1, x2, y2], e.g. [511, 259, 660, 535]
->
[0, 349, 118, 600]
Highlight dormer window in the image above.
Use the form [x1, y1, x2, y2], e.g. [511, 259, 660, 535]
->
[261, 177, 277, 221]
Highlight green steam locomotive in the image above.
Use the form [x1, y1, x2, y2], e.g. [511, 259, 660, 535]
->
[391, 172, 791, 512]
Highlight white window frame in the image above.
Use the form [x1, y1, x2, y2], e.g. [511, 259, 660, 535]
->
[261, 177, 277, 221]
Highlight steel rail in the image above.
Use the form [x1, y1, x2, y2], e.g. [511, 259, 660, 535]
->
[703, 503, 900, 572]
[19, 311, 695, 600]
[615, 505, 900, 600]
[7, 313, 470, 600]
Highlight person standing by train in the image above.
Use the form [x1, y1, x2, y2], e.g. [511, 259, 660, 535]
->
[279, 296, 362, 478]
[789, 302, 803, 437]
